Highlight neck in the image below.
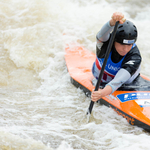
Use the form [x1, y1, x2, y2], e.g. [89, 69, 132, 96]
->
[111, 44, 124, 63]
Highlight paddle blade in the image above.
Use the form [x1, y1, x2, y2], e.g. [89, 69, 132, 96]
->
[86, 108, 91, 123]
[86, 101, 94, 122]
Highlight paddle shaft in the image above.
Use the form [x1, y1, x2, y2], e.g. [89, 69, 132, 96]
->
[87, 21, 119, 116]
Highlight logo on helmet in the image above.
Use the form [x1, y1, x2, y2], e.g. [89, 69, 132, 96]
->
[123, 39, 135, 44]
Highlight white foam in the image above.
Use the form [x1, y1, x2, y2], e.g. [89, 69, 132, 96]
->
[0, 0, 150, 149]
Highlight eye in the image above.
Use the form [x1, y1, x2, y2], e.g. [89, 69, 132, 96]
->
[120, 43, 124, 45]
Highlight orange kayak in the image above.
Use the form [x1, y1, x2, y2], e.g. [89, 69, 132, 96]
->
[65, 43, 150, 132]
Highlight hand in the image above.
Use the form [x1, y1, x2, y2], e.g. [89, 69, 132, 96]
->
[91, 85, 112, 102]
[109, 12, 125, 26]
[91, 89, 103, 102]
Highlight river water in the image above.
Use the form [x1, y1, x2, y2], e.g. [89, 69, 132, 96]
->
[0, 0, 150, 150]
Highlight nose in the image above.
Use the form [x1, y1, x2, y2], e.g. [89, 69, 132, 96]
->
[123, 45, 130, 52]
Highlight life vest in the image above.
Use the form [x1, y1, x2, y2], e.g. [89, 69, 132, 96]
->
[92, 51, 126, 82]
[92, 43, 137, 83]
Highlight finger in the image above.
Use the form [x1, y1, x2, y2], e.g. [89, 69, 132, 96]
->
[92, 98, 97, 102]
[112, 12, 124, 21]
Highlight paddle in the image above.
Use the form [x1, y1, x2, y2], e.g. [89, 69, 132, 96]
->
[86, 21, 119, 122]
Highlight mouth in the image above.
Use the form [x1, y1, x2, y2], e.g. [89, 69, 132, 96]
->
[120, 52, 127, 56]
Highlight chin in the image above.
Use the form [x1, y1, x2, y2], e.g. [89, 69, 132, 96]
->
[120, 52, 127, 56]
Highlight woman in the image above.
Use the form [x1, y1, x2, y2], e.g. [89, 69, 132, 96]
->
[91, 12, 141, 102]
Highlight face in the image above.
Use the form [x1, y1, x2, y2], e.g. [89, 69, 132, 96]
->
[114, 42, 133, 56]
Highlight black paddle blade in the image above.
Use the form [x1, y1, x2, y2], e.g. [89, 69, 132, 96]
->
[86, 101, 94, 122]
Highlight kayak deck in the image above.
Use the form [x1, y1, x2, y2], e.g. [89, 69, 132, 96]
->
[65, 44, 150, 132]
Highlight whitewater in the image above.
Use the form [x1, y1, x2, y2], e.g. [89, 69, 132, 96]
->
[0, 0, 150, 149]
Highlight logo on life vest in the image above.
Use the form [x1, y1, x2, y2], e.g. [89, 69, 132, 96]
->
[125, 60, 135, 65]
[108, 64, 120, 72]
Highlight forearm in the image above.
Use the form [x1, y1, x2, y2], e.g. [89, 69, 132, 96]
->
[101, 85, 112, 97]
[96, 21, 114, 43]
[97, 12, 124, 45]
[106, 68, 131, 93]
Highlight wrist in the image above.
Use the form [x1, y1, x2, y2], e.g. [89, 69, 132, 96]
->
[109, 19, 115, 26]
[101, 85, 112, 97]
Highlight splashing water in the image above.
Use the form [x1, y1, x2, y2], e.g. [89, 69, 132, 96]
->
[0, 0, 150, 149]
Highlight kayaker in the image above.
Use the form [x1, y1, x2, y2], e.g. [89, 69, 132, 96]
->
[91, 12, 141, 102]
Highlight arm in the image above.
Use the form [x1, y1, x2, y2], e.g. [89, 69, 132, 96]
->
[92, 45, 142, 102]
[106, 68, 131, 93]
[96, 12, 124, 53]
[96, 21, 114, 45]
[96, 22, 114, 58]
[96, 12, 124, 44]
[91, 68, 131, 102]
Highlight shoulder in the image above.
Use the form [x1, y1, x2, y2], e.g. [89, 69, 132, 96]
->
[124, 44, 141, 60]
[96, 37, 110, 58]
[129, 44, 140, 54]
[122, 44, 142, 75]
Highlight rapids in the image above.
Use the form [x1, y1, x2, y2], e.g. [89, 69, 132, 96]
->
[0, 0, 150, 149]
